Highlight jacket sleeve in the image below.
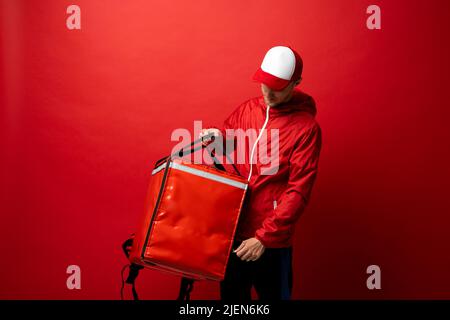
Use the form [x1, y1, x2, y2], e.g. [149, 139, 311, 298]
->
[255, 122, 322, 248]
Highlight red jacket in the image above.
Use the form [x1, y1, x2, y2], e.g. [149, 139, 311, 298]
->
[210, 89, 322, 248]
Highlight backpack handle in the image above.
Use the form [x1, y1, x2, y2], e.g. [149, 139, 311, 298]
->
[154, 133, 240, 175]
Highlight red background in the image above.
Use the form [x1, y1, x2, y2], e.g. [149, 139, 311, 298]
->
[1, 0, 450, 299]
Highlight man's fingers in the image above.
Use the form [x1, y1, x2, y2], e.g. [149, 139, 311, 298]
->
[240, 249, 255, 261]
[250, 250, 262, 261]
[200, 129, 214, 138]
[234, 241, 246, 253]
[241, 252, 252, 261]
[200, 129, 215, 146]
[235, 245, 248, 258]
[235, 247, 246, 258]
[200, 128, 220, 140]
[248, 247, 265, 261]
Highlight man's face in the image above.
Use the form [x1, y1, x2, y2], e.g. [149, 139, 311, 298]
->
[261, 81, 297, 107]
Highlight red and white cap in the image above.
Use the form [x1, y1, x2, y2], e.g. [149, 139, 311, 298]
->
[252, 46, 303, 91]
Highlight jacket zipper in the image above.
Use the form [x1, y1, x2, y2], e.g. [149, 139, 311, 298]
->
[247, 105, 270, 181]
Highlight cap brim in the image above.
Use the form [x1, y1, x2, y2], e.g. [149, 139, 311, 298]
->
[252, 68, 291, 91]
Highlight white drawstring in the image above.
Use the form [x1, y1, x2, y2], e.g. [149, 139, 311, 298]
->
[247, 105, 270, 181]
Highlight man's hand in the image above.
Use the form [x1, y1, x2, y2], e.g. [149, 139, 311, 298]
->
[199, 128, 221, 146]
[234, 237, 265, 262]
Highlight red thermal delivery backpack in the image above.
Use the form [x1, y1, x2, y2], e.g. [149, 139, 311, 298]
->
[121, 133, 248, 300]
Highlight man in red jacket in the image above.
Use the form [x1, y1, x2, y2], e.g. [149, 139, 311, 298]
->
[200, 46, 322, 300]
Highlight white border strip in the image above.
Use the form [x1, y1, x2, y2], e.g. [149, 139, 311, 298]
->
[171, 162, 247, 190]
[151, 162, 247, 190]
[152, 163, 167, 175]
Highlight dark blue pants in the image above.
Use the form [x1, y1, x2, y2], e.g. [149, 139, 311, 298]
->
[220, 240, 293, 301]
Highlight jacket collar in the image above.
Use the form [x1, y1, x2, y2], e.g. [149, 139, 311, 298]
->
[259, 89, 317, 117]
